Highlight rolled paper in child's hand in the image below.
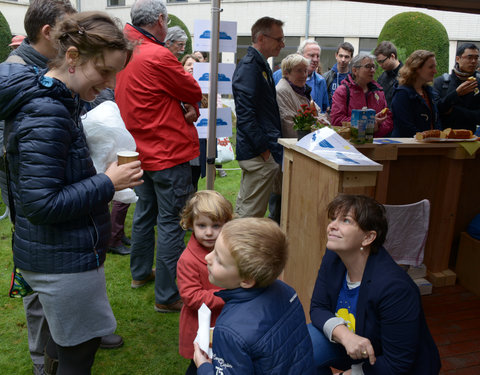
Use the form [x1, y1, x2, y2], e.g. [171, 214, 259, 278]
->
[194, 303, 213, 358]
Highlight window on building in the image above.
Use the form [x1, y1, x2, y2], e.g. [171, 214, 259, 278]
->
[107, 0, 125, 6]
[315, 37, 344, 74]
[359, 38, 378, 54]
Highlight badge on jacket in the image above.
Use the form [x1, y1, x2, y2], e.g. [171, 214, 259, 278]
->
[262, 71, 268, 82]
[374, 93, 380, 102]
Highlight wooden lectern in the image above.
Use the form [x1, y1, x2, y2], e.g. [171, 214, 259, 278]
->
[278, 138, 383, 318]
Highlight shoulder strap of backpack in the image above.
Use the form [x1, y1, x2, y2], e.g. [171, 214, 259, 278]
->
[342, 82, 350, 111]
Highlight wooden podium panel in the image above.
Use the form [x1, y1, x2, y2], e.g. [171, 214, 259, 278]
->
[279, 137, 480, 319]
[356, 139, 480, 273]
[279, 139, 381, 317]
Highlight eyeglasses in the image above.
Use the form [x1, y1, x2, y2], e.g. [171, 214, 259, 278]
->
[376, 56, 389, 65]
[460, 54, 479, 61]
[263, 34, 285, 44]
[359, 64, 376, 70]
[162, 14, 171, 26]
[174, 41, 186, 48]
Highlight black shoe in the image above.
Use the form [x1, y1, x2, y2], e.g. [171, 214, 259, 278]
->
[100, 333, 124, 349]
[108, 244, 131, 255]
[121, 235, 131, 246]
[33, 364, 45, 375]
[44, 352, 58, 375]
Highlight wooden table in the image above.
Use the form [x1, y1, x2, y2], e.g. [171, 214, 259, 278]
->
[278, 138, 480, 317]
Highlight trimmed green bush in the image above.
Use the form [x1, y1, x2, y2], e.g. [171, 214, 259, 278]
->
[0, 11, 12, 62]
[168, 14, 192, 60]
[375, 12, 449, 77]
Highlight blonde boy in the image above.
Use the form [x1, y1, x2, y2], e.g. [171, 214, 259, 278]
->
[194, 218, 314, 374]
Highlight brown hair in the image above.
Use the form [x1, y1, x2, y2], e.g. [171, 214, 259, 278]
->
[180, 190, 233, 230]
[221, 218, 288, 288]
[24, 0, 76, 44]
[181, 54, 199, 66]
[327, 194, 388, 253]
[373, 41, 398, 59]
[398, 49, 435, 87]
[49, 11, 133, 69]
[251, 16, 283, 43]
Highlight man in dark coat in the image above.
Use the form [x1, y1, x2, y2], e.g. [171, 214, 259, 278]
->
[433, 42, 480, 132]
[233, 16, 284, 219]
[374, 41, 403, 108]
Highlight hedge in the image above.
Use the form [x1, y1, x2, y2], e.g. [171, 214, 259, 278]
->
[0, 11, 12, 62]
[376, 12, 449, 77]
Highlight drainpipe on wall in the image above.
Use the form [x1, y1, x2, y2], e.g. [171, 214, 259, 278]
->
[305, 0, 311, 39]
[76, 0, 81, 12]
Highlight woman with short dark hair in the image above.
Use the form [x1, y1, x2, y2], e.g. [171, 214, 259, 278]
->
[309, 194, 441, 374]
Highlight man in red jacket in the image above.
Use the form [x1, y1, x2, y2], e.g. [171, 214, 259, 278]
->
[115, 0, 202, 312]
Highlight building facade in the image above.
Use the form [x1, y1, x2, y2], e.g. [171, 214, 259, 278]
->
[2, 0, 480, 72]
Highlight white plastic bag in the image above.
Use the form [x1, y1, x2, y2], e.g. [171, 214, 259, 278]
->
[82, 101, 138, 203]
[215, 137, 234, 164]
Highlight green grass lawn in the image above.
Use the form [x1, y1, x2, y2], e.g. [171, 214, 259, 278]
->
[0, 160, 242, 375]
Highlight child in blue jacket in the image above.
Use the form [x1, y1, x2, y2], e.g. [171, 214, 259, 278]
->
[193, 217, 314, 374]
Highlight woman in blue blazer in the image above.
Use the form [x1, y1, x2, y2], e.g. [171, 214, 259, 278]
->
[309, 194, 440, 374]
[391, 50, 441, 137]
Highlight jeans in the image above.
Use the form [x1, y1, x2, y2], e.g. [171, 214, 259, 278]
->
[130, 163, 193, 305]
[308, 323, 352, 374]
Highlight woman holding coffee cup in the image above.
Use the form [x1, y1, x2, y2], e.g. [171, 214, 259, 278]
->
[0, 12, 142, 373]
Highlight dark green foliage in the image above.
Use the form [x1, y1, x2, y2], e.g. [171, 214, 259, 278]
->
[168, 13, 192, 60]
[0, 11, 12, 63]
[375, 12, 449, 77]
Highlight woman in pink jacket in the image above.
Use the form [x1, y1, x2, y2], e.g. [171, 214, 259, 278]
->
[330, 52, 393, 137]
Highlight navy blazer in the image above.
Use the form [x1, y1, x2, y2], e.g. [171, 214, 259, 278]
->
[391, 85, 441, 137]
[233, 46, 283, 164]
[310, 248, 441, 374]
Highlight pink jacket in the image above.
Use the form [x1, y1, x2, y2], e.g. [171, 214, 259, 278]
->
[177, 234, 224, 358]
[330, 74, 393, 137]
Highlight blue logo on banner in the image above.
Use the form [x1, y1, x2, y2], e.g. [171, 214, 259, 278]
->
[319, 140, 334, 148]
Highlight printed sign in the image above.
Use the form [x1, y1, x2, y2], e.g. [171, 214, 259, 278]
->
[193, 20, 237, 52]
[193, 63, 235, 94]
[195, 107, 232, 139]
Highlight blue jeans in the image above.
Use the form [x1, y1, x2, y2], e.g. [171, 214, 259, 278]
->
[130, 163, 193, 305]
[308, 323, 352, 374]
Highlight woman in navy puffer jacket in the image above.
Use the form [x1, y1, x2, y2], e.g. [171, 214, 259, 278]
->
[0, 12, 142, 373]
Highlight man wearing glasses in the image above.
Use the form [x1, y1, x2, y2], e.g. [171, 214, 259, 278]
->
[374, 41, 403, 108]
[165, 26, 187, 59]
[433, 42, 480, 132]
[232, 16, 284, 219]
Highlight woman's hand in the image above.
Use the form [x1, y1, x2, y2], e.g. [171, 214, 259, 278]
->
[105, 160, 143, 191]
[332, 324, 376, 365]
[374, 112, 388, 133]
[193, 342, 212, 368]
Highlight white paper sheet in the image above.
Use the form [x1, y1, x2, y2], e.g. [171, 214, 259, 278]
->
[194, 303, 213, 358]
[296, 127, 381, 167]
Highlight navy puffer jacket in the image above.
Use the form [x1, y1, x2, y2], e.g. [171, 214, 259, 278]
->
[0, 63, 115, 274]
